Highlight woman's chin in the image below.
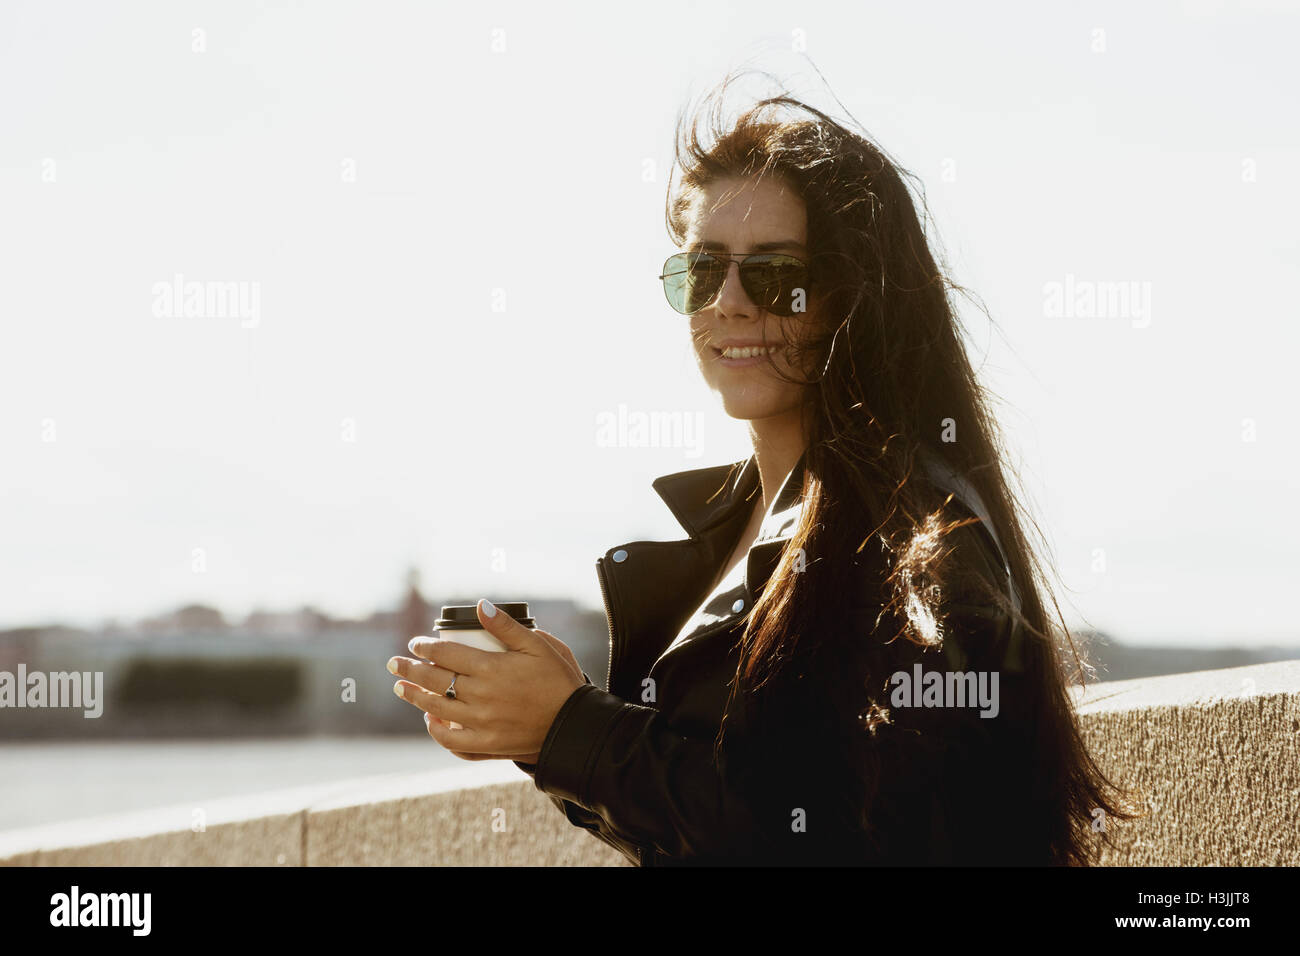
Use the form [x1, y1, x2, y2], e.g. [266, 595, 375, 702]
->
[716, 392, 794, 422]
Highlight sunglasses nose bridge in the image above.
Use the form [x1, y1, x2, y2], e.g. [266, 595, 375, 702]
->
[711, 257, 752, 311]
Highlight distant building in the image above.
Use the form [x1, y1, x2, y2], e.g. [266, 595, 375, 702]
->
[238, 607, 331, 638]
[138, 604, 226, 635]
[396, 568, 431, 653]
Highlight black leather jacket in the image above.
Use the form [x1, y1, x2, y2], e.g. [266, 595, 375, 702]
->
[514, 446, 1047, 866]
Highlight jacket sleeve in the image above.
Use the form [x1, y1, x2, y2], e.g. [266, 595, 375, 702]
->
[521, 646, 901, 865]
[524, 683, 819, 863]
[511, 671, 647, 864]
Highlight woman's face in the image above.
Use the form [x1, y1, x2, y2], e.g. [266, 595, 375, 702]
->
[683, 174, 819, 424]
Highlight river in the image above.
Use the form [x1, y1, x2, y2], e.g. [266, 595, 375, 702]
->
[0, 735, 471, 833]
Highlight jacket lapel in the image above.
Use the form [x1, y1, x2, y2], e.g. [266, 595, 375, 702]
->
[597, 457, 756, 700]
[644, 450, 809, 670]
[651, 450, 805, 551]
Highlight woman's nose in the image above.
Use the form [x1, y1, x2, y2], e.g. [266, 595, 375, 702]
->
[713, 260, 754, 316]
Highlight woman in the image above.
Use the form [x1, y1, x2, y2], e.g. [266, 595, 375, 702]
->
[389, 75, 1134, 866]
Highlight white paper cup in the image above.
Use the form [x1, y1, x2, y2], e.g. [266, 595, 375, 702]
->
[430, 603, 536, 731]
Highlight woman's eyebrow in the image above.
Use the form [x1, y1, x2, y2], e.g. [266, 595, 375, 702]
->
[689, 239, 806, 252]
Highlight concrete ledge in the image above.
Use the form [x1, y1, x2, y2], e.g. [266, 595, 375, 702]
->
[305, 766, 624, 866]
[0, 777, 366, 866]
[1073, 659, 1300, 866]
[2, 660, 1296, 866]
[0, 760, 627, 867]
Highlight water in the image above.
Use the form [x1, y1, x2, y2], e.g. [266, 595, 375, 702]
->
[0, 735, 472, 833]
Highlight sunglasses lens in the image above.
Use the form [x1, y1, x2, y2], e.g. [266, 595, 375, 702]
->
[740, 255, 808, 316]
[661, 253, 726, 314]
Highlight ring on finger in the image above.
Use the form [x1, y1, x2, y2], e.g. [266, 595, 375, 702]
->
[407, 658, 465, 703]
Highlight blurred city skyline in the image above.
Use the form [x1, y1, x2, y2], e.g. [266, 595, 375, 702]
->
[3, 1, 1298, 646]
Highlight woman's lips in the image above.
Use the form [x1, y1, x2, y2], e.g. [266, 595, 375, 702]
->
[711, 345, 780, 368]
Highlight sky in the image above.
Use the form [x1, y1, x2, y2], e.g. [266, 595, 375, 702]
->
[1, 0, 1298, 646]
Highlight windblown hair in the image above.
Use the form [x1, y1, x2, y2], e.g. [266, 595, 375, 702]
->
[666, 69, 1139, 865]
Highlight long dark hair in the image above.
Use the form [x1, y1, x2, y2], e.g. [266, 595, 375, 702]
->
[666, 69, 1138, 865]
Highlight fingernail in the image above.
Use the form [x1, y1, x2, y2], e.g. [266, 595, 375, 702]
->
[386, 658, 398, 675]
[407, 638, 420, 655]
[481, 598, 496, 617]
[393, 683, 406, 700]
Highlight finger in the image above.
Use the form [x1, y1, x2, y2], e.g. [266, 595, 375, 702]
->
[421, 713, 495, 760]
[531, 629, 566, 656]
[421, 706, 499, 754]
[474, 598, 539, 652]
[424, 714, 478, 756]
[532, 630, 581, 668]
[420, 705, 537, 758]
[408, 635, 496, 676]
[393, 679, 467, 723]
[387, 656, 462, 698]
[448, 752, 537, 762]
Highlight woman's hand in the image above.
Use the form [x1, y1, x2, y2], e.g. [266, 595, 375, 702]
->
[387, 599, 586, 764]
[435, 626, 586, 763]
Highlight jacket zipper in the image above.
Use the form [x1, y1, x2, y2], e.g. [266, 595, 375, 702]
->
[595, 556, 620, 695]
[597, 546, 743, 869]
[597, 551, 668, 869]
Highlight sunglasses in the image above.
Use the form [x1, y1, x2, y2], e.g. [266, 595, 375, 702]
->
[659, 251, 811, 317]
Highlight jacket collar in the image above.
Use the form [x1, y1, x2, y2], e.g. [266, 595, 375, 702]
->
[650, 457, 757, 539]
[649, 442, 1014, 598]
[623, 450, 807, 679]
[651, 449, 807, 550]
[650, 450, 809, 613]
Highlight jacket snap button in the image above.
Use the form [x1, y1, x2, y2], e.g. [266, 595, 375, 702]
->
[732, 598, 745, 613]
[612, 549, 628, 563]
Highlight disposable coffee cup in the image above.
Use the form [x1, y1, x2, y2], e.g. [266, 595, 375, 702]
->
[432, 603, 536, 730]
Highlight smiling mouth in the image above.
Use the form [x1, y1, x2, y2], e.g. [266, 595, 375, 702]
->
[712, 344, 780, 359]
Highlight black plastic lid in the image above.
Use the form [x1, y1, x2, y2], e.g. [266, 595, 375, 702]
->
[434, 603, 535, 630]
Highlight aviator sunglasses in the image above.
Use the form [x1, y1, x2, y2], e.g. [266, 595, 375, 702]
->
[659, 251, 811, 317]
